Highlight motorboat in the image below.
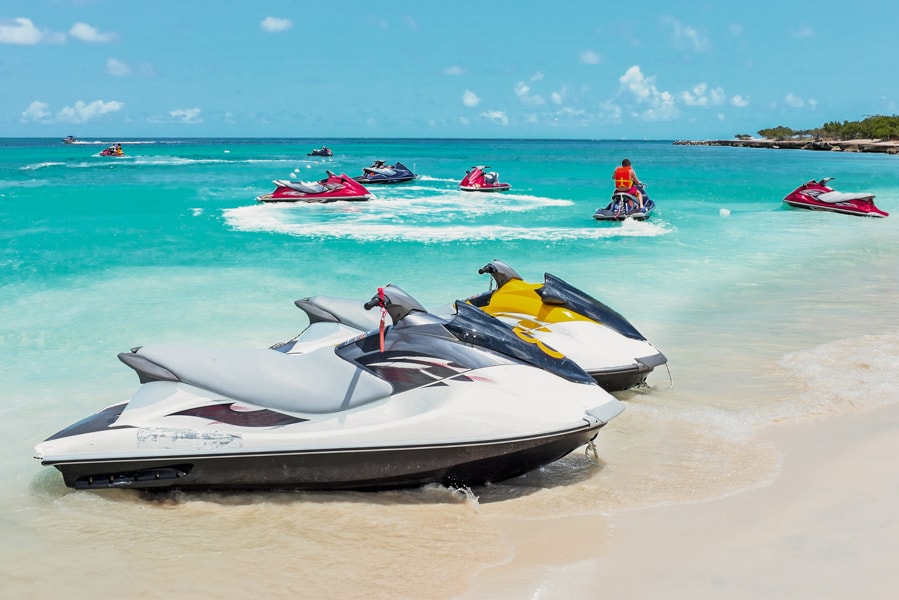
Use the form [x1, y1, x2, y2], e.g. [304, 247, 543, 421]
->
[256, 171, 372, 203]
[276, 260, 667, 392]
[353, 160, 418, 184]
[62, 135, 78, 144]
[459, 166, 511, 192]
[34, 285, 623, 491]
[307, 146, 333, 157]
[593, 184, 656, 221]
[464, 260, 667, 391]
[783, 178, 888, 217]
[99, 145, 125, 157]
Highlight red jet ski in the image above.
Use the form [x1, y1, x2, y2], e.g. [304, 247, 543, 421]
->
[783, 178, 888, 218]
[256, 171, 372, 203]
[99, 145, 124, 157]
[459, 165, 511, 192]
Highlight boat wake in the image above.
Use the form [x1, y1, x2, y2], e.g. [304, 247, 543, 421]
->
[223, 202, 671, 242]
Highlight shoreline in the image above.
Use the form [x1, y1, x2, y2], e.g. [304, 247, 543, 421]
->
[460, 402, 899, 599]
[674, 138, 899, 154]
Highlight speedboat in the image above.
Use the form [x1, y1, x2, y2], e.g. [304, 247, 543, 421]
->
[464, 260, 667, 391]
[783, 178, 888, 217]
[256, 171, 372, 203]
[276, 260, 667, 392]
[34, 285, 623, 491]
[460, 166, 511, 192]
[353, 160, 418, 184]
[594, 184, 656, 221]
[62, 135, 78, 144]
[307, 146, 333, 157]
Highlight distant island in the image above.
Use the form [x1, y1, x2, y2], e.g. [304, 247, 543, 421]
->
[675, 114, 899, 154]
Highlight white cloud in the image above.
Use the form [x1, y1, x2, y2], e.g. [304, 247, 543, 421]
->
[514, 82, 545, 106]
[458, 116, 470, 126]
[731, 95, 749, 108]
[20, 101, 52, 123]
[56, 100, 125, 123]
[261, 17, 292, 32]
[784, 93, 805, 108]
[679, 83, 725, 107]
[619, 66, 654, 102]
[530, 72, 544, 82]
[22, 100, 125, 123]
[170, 108, 203, 124]
[551, 89, 565, 105]
[106, 58, 130, 77]
[69, 22, 116, 43]
[796, 24, 814, 38]
[580, 50, 601, 65]
[0, 17, 45, 44]
[663, 17, 709, 51]
[618, 65, 678, 121]
[462, 89, 480, 108]
[480, 110, 509, 126]
[443, 65, 465, 76]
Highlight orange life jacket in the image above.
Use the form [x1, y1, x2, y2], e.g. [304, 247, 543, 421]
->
[613, 166, 633, 188]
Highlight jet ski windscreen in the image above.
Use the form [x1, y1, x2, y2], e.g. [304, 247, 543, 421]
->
[538, 273, 646, 340]
[445, 302, 595, 385]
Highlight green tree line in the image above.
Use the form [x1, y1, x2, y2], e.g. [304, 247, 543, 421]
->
[737, 115, 899, 141]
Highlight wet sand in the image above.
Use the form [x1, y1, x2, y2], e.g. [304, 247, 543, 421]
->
[460, 403, 899, 599]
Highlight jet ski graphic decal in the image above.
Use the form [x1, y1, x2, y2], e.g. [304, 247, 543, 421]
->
[171, 403, 307, 427]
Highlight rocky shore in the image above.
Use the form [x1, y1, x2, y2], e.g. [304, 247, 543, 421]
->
[673, 138, 899, 154]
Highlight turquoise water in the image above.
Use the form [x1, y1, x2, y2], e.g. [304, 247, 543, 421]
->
[2, 138, 899, 598]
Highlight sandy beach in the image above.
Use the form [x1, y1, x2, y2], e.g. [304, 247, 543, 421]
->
[460, 403, 899, 599]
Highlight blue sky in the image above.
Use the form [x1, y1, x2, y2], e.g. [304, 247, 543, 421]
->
[2, 0, 898, 139]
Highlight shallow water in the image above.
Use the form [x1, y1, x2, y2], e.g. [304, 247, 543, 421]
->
[2, 138, 898, 598]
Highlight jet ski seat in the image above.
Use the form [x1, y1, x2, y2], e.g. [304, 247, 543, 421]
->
[121, 344, 393, 414]
[817, 191, 875, 203]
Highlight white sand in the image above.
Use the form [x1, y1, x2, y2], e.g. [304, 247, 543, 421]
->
[461, 403, 899, 599]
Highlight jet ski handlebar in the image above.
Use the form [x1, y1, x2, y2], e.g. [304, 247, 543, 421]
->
[478, 260, 523, 288]
[363, 285, 428, 324]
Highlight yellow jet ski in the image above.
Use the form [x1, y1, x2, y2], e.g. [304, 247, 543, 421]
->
[465, 260, 667, 391]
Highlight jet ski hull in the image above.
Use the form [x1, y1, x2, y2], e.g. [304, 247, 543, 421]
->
[782, 196, 888, 217]
[593, 197, 656, 221]
[460, 184, 511, 192]
[41, 421, 604, 491]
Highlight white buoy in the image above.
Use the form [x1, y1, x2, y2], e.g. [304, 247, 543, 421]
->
[719, 208, 731, 216]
